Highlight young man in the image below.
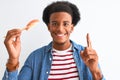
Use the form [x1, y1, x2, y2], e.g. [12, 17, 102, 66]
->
[3, 1, 105, 80]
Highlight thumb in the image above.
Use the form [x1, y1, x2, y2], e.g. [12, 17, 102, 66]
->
[80, 50, 84, 57]
[15, 36, 21, 43]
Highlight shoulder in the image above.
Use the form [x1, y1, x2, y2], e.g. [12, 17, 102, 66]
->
[71, 40, 85, 51]
[26, 42, 52, 60]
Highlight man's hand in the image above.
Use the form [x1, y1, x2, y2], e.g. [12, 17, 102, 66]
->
[80, 33, 102, 80]
[4, 29, 21, 71]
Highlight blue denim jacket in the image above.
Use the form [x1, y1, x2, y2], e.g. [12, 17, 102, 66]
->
[2, 40, 105, 80]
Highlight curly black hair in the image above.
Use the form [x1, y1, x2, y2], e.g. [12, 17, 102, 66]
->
[42, 1, 80, 26]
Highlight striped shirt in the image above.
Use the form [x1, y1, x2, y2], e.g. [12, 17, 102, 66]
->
[48, 46, 79, 80]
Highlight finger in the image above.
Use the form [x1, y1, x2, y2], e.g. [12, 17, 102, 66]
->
[87, 54, 98, 62]
[82, 53, 97, 62]
[86, 33, 92, 48]
[5, 29, 21, 42]
[4, 29, 21, 38]
[15, 36, 21, 43]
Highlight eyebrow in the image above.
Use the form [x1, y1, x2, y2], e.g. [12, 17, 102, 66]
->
[51, 21, 70, 23]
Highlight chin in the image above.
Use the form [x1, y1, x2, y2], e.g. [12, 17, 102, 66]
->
[53, 39, 64, 43]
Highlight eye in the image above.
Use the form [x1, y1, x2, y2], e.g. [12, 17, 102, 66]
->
[64, 22, 70, 27]
[51, 22, 58, 26]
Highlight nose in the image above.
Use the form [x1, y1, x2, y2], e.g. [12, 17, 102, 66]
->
[57, 24, 63, 32]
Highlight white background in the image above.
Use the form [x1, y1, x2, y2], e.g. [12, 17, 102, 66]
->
[0, 0, 120, 80]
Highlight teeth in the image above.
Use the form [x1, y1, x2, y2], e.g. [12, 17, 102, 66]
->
[57, 34, 64, 36]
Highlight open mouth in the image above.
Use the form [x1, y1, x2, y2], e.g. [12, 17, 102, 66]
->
[55, 33, 66, 38]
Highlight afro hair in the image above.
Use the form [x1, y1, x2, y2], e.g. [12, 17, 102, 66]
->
[42, 1, 80, 26]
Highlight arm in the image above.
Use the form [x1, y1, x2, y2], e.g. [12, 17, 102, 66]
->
[2, 60, 33, 80]
[4, 29, 21, 71]
[3, 29, 21, 80]
[2, 70, 18, 80]
[3, 29, 33, 80]
[80, 33, 105, 80]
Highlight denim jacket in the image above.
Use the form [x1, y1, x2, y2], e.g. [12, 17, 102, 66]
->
[2, 40, 105, 80]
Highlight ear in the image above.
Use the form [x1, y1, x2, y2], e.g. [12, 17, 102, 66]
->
[70, 24, 74, 33]
[47, 23, 50, 31]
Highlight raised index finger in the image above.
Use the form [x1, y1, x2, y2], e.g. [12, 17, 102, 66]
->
[86, 33, 92, 48]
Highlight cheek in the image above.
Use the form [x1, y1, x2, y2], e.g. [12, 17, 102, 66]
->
[68, 28, 73, 33]
[48, 27, 54, 32]
[66, 30, 72, 36]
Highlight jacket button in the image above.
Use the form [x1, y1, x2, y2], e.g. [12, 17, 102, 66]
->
[46, 71, 48, 74]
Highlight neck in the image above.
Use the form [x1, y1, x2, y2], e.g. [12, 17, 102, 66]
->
[52, 40, 71, 50]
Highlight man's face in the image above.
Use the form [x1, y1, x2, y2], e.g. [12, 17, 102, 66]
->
[48, 12, 74, 46]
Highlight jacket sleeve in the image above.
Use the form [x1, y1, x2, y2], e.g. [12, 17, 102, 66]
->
[2, 70, 18, 80]
[2, 54, 33, 80]
[2, 62, 33, 80]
